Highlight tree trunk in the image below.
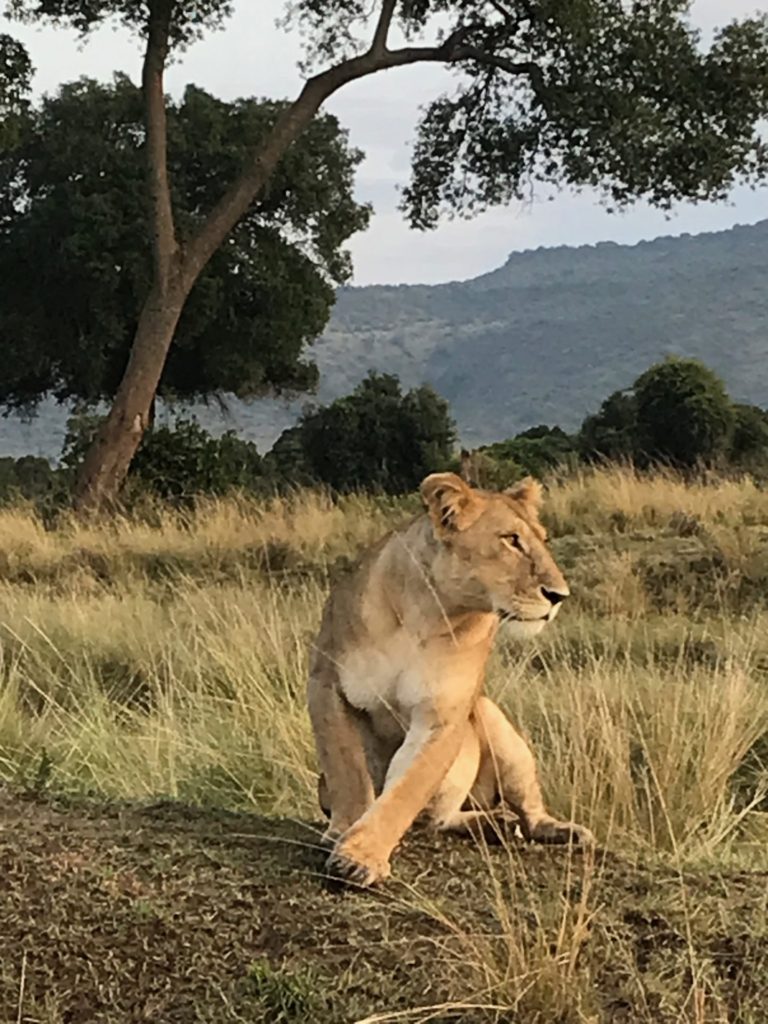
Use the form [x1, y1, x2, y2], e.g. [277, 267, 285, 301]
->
[73, 287, 184, 512]
[72, 0, 180, 514]
[71, 3, 483, 513]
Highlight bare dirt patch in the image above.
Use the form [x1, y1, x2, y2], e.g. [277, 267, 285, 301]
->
[2, 790, 767, 1023]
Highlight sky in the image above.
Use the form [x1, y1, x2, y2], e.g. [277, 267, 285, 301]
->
[2, 0, 767, 286]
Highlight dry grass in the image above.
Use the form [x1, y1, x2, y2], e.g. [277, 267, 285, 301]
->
[0, 489, 407, 590]
[1, 468, 766, 851]
[545, 464, 768, 534]
[1, 466, 768, 1022]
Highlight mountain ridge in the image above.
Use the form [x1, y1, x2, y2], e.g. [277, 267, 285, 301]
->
[3, 218, 768, 460]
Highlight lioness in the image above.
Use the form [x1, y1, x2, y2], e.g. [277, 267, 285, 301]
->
[308, 472, 593, 886]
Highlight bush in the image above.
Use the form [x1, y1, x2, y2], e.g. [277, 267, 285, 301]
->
[578, 359, 743, 471]
[482, 425, 578, 479]
[0, 455, 67, 506]
[132, 420, 264, 498]
[62, 413, 265, 500]
[729, 403, 768, 471]
[262, 425, 317, 488]
[271, 372, 456, 494]
[633, 357, 735, 468]
[579, 390, 638, 463]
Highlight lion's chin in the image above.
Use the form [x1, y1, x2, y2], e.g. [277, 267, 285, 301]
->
[499, 617, 548, 640]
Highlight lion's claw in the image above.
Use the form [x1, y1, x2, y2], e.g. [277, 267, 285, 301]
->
[326, 849, 390, 887]
[325, 830, 392, 888]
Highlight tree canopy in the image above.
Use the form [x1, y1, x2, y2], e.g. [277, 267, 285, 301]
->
[286, 0, 768, 228]
[4, 0, 768, 509]
[0, 32, 31, 147]
[0, 74, 369, 412]
[633, 357, 735, 468]
[10, 0, 768, 233]
[577, 357, 738, 468]
[7, 0, 232, 46]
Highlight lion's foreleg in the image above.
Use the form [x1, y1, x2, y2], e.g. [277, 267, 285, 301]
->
[327, 709, 468, 886]
[308, 666, 375, 842]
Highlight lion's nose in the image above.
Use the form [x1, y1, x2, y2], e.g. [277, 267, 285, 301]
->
[541, 586, 568, 606]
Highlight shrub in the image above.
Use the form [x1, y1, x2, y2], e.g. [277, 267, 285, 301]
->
[271, 372, 456, 493]
[62, 413, 265, 500]
[132, 420, 264, 498]
[633, 357, 735, 468]
[0, 455, 68, 507]
[579, 390, 638, 463]
[729, 403, 768, 471]
[482, 425, 578, 479]
[579, 359, 740, 470]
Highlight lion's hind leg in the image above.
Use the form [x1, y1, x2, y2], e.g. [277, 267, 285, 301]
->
[308, 663, 376, 843]
[473, 696, 594, 847]
[429, 722, 522, 843]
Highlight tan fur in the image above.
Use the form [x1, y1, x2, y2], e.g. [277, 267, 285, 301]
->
[308, 472, 593, 886]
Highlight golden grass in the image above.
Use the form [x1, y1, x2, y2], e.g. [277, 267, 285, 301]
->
[1, 466, 767, 1022]
[0, 577, 324, 815]
[0, 489, 407, 591]
[0, 467, 765, 860]
[546, 464, 768, 535]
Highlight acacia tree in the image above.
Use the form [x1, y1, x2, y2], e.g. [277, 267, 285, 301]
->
[6, 0, 768, 510]
[0, 76, 368, 409]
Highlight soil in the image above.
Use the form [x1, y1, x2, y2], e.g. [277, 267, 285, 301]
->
[2, 789, 766, 1023]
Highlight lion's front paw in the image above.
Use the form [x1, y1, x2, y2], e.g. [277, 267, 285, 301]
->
[326, 828, 392, 887]
[528, 818, 595, 848]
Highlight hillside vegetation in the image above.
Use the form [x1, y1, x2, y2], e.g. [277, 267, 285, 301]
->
[1, 468, 767, 1021]
[323, 220, 768, 444]
[6, 219, 768, 459]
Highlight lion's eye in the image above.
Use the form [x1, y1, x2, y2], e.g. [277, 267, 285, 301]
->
[500, 532, 524, 553]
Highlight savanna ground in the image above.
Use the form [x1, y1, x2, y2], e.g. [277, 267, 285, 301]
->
[1, 467, 767, 1023]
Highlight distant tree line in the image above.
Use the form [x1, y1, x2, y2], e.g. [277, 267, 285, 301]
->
[0, 373, 456, 507]
[3, 357, 768, 508]
[469, 356, 768, 485]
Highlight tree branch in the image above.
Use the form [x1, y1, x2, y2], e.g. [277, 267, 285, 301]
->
[142, 0, 178, 292]
[487, 0, 516, 22]
[370, 0, 397, 56]
[182, 28, 542, 284]
[448, 45, 545, 94]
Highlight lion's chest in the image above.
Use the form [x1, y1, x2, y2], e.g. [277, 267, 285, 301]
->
[338, 635, 427, 735]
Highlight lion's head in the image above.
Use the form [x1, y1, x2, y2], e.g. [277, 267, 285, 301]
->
[420, 472, 568, 638]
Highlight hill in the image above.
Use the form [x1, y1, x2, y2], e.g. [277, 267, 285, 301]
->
[3, 219, 768, 459]
[322, 218, 768, 445]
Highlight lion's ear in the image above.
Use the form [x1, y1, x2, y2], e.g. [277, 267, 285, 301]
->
[505, 476, 544, 514]
[420, 472, 481, 533]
